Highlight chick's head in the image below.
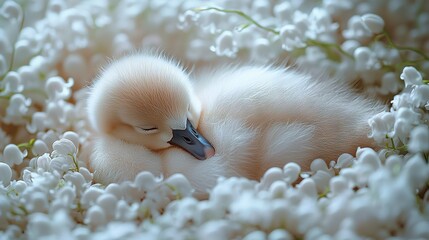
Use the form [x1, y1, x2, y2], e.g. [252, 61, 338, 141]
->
[88, 54, 214, 159]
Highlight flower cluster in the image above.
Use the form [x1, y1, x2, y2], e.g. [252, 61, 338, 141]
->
[180, 1, 429, 94]
[1, 0, 428, 239]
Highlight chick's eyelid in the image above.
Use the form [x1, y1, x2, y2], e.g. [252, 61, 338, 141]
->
[140, 127, 158, 131]
[134, 126, 159, 134]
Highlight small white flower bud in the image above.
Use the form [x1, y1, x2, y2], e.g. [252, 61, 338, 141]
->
[2, 71, 23, 93]
[27, 191, 49, 213]
[79, 167, 93, 183]
[259, 167, 284, 190]
[81, 187, 104, 207]
[96, 193, 118, 218]
[62, 131, 80, 150]
[26, 213, 52, 237]
[165, 173, 193, 197]
[0, 55, 8, 76]
[27, 112, 47, 134]
[32, 140, 49, 156]
[2, 144, 27, 166]
[330, 176, 348, 196]
[310, 159, 329, 173]
[356, 148, 381, 170]
[280, 24, 306, 51]
[297, 178, 317, 199]
[361, 13, 384, 34]
[52, 138, 77, 155]
[212, 31, 237, 58]
[56, 185, 76, 206]
[403, 154, 429, 189]
[335, 153, 354, 168]
[311, 170, 332, 193]
[269, 181, 287, 198]
[408, 125, 429, 153]
[243, 231, 266, 240]
[283, 162, 300, 183]
[411, 85, 429, 108]
[134, 171, 156, 191]
[63, 54, 88, 82]
[84, 205, 106, 227]
[45, 76, 74, 101]
[49, 156, 69, 173]
[268, 229, 293, 240]
[0, 162, 12, 186]
[400, 66, 423, 86]
[36, 153, 51, 170]
[1, 0, 23, 22]
[13, 40, 33, 67]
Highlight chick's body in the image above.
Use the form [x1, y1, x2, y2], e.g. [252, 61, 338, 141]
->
[88, 54, 382, 195]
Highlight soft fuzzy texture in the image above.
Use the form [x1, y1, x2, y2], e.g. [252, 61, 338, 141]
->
[0, 0, 428, 239]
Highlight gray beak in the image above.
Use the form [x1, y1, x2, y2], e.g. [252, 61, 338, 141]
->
[168, 119, 215, 160]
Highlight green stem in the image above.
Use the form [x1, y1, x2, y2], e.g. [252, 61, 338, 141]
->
[307, 39, 354, 60]
[380, 30, 429, 60]
[17, 138, 35, 152]
[194, 7, 280, 35]
[0, 12, 26, 81]
[68, 153, 79, 172]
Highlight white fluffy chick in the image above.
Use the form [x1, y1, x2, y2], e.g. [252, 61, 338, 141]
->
[87, 53, 383, 196]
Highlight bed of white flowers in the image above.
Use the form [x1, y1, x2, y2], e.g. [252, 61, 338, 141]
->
[1, 0, 429, 239]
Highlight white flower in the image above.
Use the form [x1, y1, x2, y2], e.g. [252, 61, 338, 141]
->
[335, 153, 354, 169]
[115, 200, 138, 221]
[0, 129, 10, 150]
[258, 167, 284, 190]
[1, 0, 23, 22]
[81, 187, 104, 208]
[164, 173, 193, 198]
[280, 24, 306, 51]
[361, 14, 384, 34]
[212, 31, 237, 58]
[243, 231, 266, 240]
[274, 2, 293, 23]
[178, 10, 199, 30]
[32, 140, 49, 156]
[410, 85, 429, 108]
[356, 147, 381, 170]
[283, 162, 300, 183]
[400, 66, 423, 86]
[343, 15, 373, 41]
[354, 46, 380, 71]
[3, 94, 32, 124]
[45, 76, 74, 101]
[1, 144, 27, 166]
[368, 111, 395, 143]
[297, 178, 317, 199]
[134, 171, 157, 192]
[52, 138, 77, 156]
[84, 205, 107, 227]
[0, 71, 23, 94]
[96, 193, 118, 219]
[408, 125, 429, 153]
[0, 162, 12, 186]
[251, 38, 274, 63]
[329, 176, 349, 196]
[27, 112, 47, 134]
[379, 72, 401, 95]
[268, 229, 293, 240]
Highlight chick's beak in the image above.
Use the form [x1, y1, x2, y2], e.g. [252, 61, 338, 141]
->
[168, 119, 215, 160]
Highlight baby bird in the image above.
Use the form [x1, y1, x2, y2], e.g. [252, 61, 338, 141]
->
[87, 53, 382, 195]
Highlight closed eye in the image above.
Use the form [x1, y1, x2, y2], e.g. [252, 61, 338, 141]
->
[134, 126, 159, 134]
[141, 127, 157, 131]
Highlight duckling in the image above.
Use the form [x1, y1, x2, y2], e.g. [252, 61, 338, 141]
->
[87, 53, 382, 195]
